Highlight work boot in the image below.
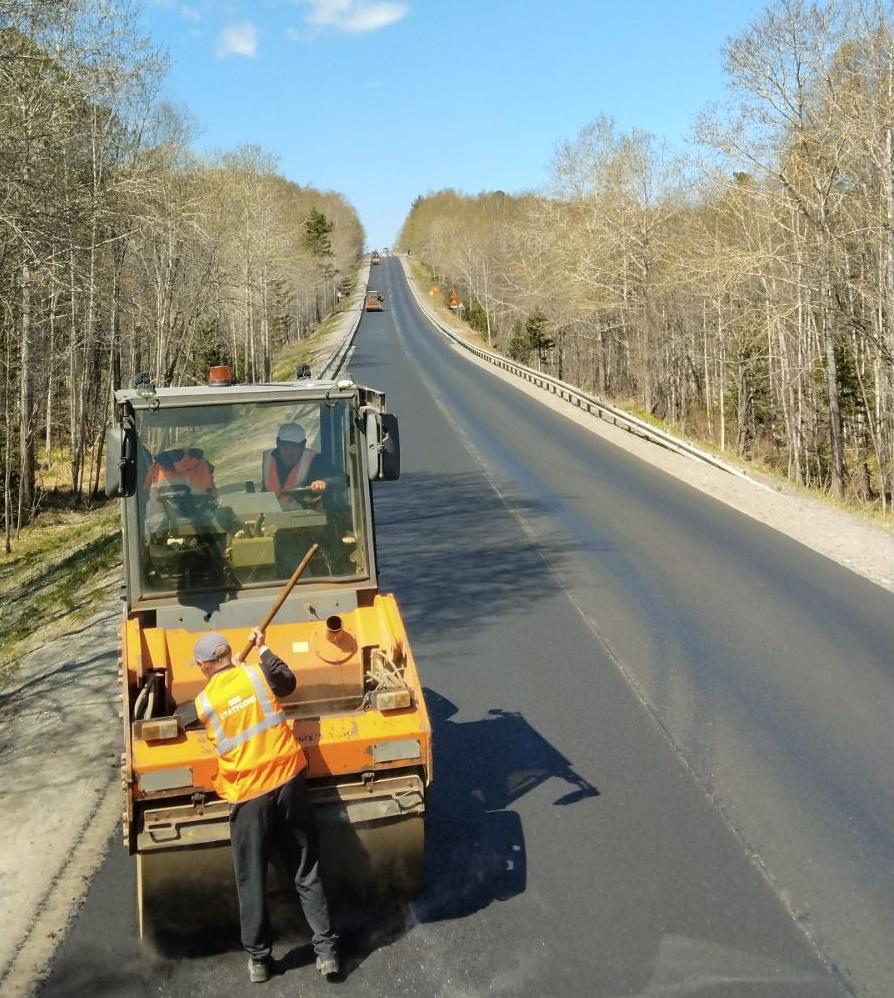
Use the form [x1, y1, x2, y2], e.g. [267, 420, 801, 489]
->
[248, 957, 271, 983]
[316, 954, 339, 977]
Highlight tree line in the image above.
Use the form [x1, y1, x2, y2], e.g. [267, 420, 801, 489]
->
[0, 1, 363, 547]
[400, 0, 894, 514]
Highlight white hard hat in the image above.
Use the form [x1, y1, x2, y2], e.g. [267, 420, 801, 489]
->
[277, 423, 306, 444]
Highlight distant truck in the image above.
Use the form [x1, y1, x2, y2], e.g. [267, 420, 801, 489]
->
[366, 291, 384, 312]
[370, 250, 381, 265]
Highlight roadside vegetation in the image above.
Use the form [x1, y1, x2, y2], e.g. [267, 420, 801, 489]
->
[0, 280, 358, 675]
[399, 0, 894, 521]
[0, 1, 364, 548]
[0, 504, 119, 673]
[0, 0, 366, 668]
[271, 272, 358, 381]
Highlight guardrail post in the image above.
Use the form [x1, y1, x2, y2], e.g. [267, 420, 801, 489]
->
[399, 256, 765, 491]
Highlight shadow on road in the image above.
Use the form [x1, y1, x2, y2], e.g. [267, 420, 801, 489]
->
[372, 471, 584, 639]
[326, 688, 599, 977]
[413, 689, 598, 922]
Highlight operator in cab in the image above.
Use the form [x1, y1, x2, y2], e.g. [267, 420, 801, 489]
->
[145, 444, 217, 495]
[175, 629, 339, 984]
[261, 423, 331, 509]
[143, 444, 219, 540]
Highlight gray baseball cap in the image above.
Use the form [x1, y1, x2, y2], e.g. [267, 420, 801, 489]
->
[194, 633, 230, 662]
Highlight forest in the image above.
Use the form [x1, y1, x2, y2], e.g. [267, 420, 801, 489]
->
[400, 0, 894, 515]
[0, 1, 363, 547]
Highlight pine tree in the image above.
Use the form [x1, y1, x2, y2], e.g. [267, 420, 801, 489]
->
[304, 207, 333, 258]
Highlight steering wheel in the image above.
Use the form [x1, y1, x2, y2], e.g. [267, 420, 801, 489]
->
[155, 484, 189, 498]
[280, 485, 323, 508]
[156, 485, 220, 519]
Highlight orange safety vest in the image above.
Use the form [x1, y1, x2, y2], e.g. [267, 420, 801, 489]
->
[145, 455, 217, 495]
[262, 447, 318, 497]
[195, 663, 305, 804]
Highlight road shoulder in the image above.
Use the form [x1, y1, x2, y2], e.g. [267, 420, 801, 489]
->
[400, 256, 894, 595]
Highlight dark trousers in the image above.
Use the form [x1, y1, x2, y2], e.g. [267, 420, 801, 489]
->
[229, 771, 338, 961]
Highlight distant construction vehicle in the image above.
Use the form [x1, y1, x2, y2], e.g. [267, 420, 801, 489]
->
[370, 250, 381, 265]
[366, 291, 384, 312]
[106, 367, 430, 939]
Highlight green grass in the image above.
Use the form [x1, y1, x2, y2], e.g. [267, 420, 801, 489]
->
[0, 506, 120, 669]
[271, 294, 355, 382]
[272, 339, 316, 382]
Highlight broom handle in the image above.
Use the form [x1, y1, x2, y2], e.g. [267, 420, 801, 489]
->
[236, 543, 320, 662]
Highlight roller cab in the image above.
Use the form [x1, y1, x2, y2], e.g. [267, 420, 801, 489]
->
[107, 373, 428, 939]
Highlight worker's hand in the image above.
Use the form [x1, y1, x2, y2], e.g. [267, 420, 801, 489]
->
[250, 627, 265, 648]
[309, 479, 327, 493]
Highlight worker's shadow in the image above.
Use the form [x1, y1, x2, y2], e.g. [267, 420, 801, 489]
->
[318, 688, 599, 974]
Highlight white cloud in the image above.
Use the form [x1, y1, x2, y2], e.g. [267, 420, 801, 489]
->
[217, 22, 257, 58]
[179, 5, 201, 22]
[302, 0, 408, 34]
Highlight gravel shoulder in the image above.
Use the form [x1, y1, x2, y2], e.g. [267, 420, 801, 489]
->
[0, 597, 121, 995]
[400, 255, 894, 596]
[472, 353, 894, 593]
[0, 266, 368, 998]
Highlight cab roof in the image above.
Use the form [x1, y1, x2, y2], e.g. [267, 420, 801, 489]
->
[115, 379, 359, 409]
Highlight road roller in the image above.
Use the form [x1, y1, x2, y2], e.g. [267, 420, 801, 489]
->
[106, 369, 430, 941]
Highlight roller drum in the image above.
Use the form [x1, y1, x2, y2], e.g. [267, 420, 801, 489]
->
[137, 814, 424, 947]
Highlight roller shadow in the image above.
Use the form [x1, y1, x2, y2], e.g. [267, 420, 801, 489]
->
[320, 688, 599, 976]
[413, 689, 598, 921]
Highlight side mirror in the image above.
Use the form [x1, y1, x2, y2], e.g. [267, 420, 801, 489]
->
[380, 413, 400, 480]
[366, 411, 400, 481]
[105, 424, 138, 497]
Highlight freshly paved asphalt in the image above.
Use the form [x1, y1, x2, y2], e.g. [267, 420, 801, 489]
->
[39, 258, 894, 997]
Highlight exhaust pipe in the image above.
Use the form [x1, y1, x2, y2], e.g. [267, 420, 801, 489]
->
[314, 614, 357, 663]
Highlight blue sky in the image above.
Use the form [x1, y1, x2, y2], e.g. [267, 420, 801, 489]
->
[142, 0, 769, 247]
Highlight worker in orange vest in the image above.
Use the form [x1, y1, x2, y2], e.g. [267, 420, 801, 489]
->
[261, 423, 332, 508]
[176, 628, 339, 984]
[143, 445, 221, 548]
[145, 445, 217, 495]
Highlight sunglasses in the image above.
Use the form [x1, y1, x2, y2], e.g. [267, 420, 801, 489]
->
[162, 447, 204, 462]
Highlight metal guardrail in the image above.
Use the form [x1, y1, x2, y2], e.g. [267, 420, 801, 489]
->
[316, 261, 371, 379]
[399, 257, 772, 491]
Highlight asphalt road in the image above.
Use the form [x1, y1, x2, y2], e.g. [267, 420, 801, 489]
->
[38, 258, 894, 997]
